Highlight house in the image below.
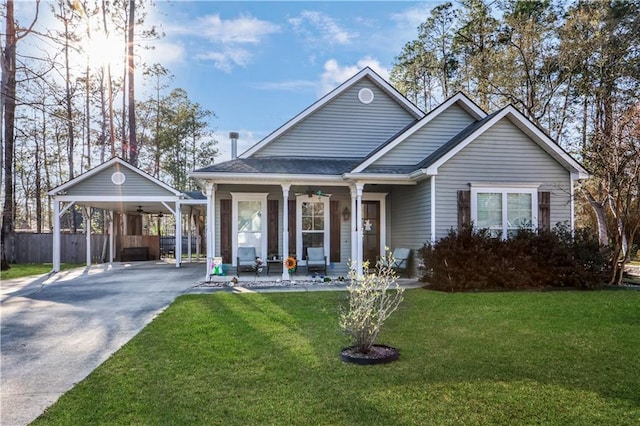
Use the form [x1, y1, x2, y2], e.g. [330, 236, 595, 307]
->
[190, 67, 590, 279]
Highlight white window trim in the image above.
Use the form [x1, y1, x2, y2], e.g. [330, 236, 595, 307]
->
[363, 192, 387, 259]
[231, 192, 268, 266]
[470, 185, 538, 239]
[296, 194, 330, 264]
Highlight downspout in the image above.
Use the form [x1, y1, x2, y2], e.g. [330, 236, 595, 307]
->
[570, 172, 577, 235]
[431, 176, 436, 244]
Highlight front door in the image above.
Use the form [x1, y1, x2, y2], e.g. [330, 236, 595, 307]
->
[362, 201, 380, 266]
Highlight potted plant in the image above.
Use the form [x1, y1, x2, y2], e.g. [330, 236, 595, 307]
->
[339, 251, 405, 364]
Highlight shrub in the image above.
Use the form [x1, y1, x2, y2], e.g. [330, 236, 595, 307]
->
[339, 252, 404, 354]
[421, 225, 610, 291]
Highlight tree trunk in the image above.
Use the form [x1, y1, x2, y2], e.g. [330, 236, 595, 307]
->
[1, 0, 17, 269]
[582, 188, 609, 247]
[127, 0, 137, 166]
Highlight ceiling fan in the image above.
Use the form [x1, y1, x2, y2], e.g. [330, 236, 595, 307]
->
[295, 187, 330, 200]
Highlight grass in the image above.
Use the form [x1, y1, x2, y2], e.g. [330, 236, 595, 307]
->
[34, 290, 640, 425]
[0, 263, 82, 280]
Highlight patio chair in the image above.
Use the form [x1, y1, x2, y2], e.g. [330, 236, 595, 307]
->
[383, 248, 411, 277]
[236, 247, 257, 277]
[305, 247, 327, 275]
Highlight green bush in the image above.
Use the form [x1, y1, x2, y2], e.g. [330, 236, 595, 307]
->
[421, 225, 610, 291]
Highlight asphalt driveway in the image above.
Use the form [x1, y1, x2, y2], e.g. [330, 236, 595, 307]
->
[1, 261, 204, 426]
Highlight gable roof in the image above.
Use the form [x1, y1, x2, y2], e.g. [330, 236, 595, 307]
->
[416, 105, 590, 178]
[48, 157, 183, 196]
[352, 92, 486, 173]
[240, 67, 425, 158]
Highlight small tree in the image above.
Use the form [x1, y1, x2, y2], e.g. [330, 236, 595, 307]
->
[340, 252, 405, 354]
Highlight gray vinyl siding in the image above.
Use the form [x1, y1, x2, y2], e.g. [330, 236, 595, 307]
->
[254, 78, 416, 158]
[435, 118, 572, 240]
[373, 104, 476, 166]
[68, 165, 175, 196]
[389, 179, 431, 274]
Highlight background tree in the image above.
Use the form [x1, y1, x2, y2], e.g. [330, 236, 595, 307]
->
[1, 0, 40, 270]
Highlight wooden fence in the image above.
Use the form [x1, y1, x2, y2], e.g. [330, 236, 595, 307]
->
[11, 233, 108, 264]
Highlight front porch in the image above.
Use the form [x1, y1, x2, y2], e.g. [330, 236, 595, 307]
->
[200, 181, 405, 282]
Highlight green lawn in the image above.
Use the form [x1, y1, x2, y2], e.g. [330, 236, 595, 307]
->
[34, 290, 640, 425]
[0, 263, 82, 280]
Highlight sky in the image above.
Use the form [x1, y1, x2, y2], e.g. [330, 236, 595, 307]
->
[14, 1, 441, 162]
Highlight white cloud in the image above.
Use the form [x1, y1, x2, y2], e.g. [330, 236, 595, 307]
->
[289, 11, 356, 46]
[320, 58, 389, 95]
[194, 14, 281, 44]
[163, 13, 280, 72]
[142, 41, 185, 66]
[391, 4, 431, 30]
[196, 48, 252, 73]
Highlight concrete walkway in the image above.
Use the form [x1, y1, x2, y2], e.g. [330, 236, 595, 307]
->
[1, 261, 204, 426]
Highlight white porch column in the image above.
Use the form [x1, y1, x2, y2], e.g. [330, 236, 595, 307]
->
[175, 201, 182, 268]
[109, 210, 114, 264]
[281, 184, 290, 281]
[355, 183, 364, 276]
[52, 198, 61, 272]
[205, 183, 216, 280]
[350, 186, 357, 270]
[122, 213, 128, 235]
[187, 207, 193, 263]
[85, 207, 92, 267]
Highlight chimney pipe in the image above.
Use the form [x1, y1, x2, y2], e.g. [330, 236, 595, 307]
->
[229, 131, 239, 159]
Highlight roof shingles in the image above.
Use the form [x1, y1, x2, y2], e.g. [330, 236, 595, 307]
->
[193, 157, 362, 175]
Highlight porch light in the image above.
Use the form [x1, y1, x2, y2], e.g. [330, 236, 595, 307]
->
[342, 206, 351, 221]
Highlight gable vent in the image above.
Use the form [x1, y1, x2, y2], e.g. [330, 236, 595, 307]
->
[358, 87, 374, 104]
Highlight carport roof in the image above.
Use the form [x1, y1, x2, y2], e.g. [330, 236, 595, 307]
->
[48, 157, 205, 215]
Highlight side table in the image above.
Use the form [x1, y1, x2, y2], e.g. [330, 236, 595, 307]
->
[266, 258, 283, 275]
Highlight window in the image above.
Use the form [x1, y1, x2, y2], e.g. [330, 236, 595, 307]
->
[471, 186, 537, 239]
[297, 196, 329, 261]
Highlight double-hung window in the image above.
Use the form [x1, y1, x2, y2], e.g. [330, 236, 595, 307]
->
[471, 186, 538, 239]
[297, 196, 330, 261]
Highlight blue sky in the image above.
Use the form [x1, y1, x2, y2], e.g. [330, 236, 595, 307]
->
[15, 1, 439, 161]
[143, 1, 438, 161]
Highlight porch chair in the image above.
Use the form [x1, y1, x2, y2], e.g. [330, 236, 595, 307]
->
[383, 248, 411, 277]
[305, 247, 327, 275]
[236, 247, 257, 277]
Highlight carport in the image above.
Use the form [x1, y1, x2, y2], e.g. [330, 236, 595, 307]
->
[47, 157, 207, 272]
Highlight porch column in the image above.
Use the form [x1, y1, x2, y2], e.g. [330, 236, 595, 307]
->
[281, 184, 290, 281]
[355, 183, 365, 276]
[205, 183, 216, 281]
[122, 213, 128, 235]
[187, 207, 193, 263]
[175, 201, 182, 268]
[350, 186, 357, 270]
[52, 198, 61, 272]
[109, 210, 114, 264]
[84, 207, 91, 268]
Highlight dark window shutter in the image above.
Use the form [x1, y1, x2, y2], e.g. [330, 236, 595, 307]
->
[268, 200, 279, 256]
[330, 201, 340, 263]
[457, 190, 471, 229]
[288, 200, 296, 258]
[220, 199, 232, 263]
[538, 191, 551, 231]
